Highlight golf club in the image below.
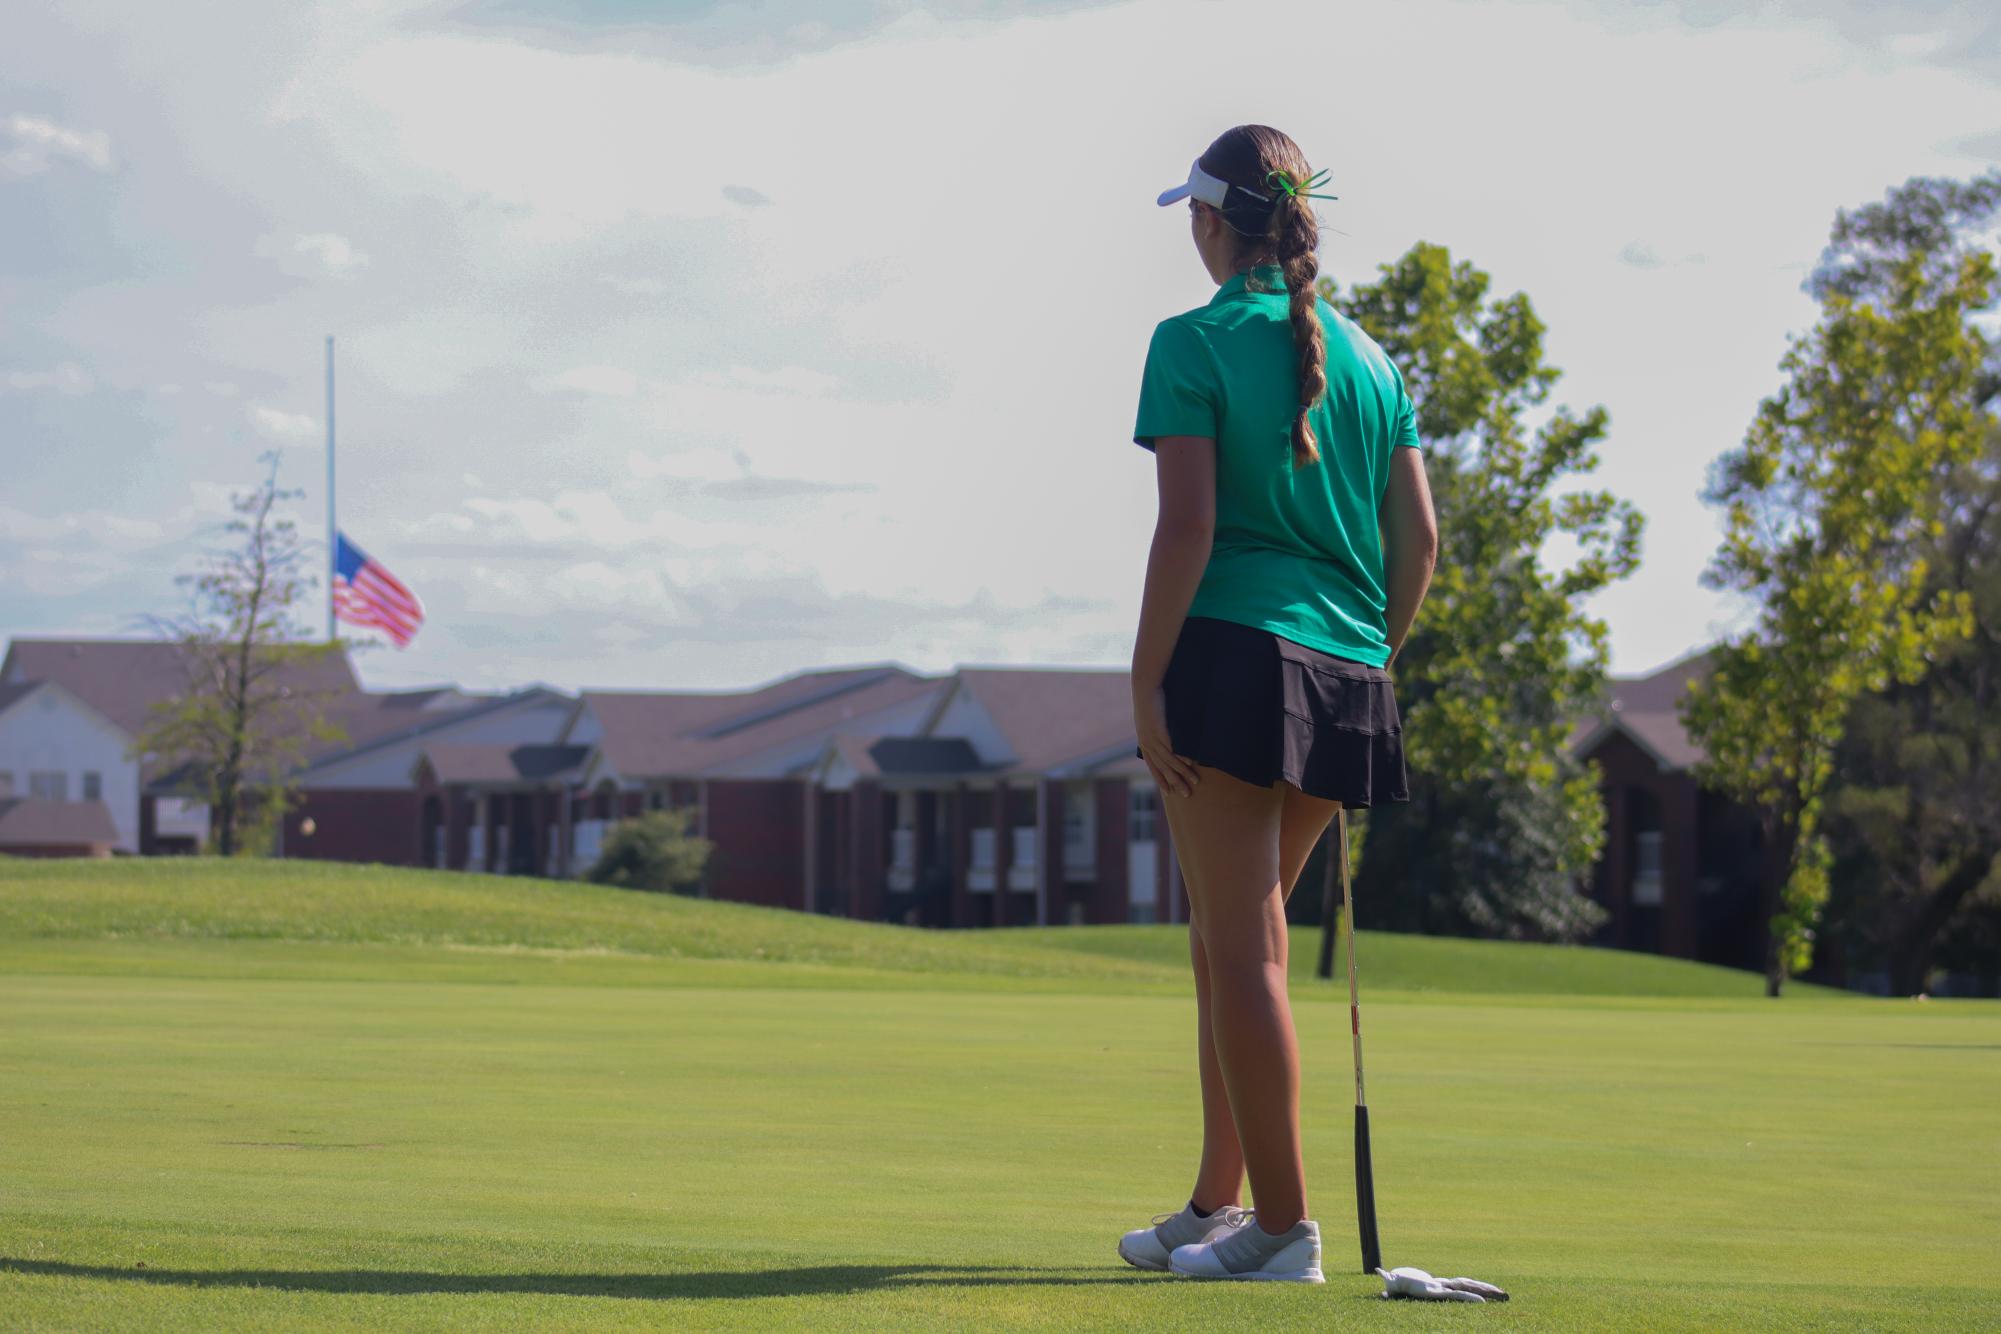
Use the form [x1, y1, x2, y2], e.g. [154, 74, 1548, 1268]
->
[1337, 808, 1383, 1275]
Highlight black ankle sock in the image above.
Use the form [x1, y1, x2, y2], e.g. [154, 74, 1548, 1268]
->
[1189, 1199, 1214, 1218]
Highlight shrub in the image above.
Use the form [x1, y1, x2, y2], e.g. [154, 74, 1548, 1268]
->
[586, 807, 713, 895]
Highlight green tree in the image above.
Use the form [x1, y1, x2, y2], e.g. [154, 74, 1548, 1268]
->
[588, 807, 714, 894]
[132, 453, 350, 855]
[1683, 173, 1998, 995]
[1324, 242, 1642, 941]
[1823, 422, 2001, 995]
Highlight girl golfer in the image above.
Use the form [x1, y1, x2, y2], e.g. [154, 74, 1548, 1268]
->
[1118, 124, 1437, 1282]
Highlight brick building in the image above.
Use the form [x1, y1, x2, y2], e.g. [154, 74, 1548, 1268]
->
[1568, 650, 1766, 971]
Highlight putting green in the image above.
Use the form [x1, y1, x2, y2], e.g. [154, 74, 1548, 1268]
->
[0, 861, 1995, 1331]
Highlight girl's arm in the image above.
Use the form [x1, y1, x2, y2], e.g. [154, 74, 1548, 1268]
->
[1379, 445, 1438, 666]
[1131, 436, 1215, 797]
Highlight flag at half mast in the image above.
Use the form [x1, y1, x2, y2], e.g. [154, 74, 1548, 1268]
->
[333, 532, 425, 648]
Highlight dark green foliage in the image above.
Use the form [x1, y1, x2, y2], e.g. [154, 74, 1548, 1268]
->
[1361, 775, 1614, 943]
[1823, 428, 2001, 994]
[1684, 172, 1999, 994]
[587, 808, 714, 895]
[1324, 242, 1641, 942]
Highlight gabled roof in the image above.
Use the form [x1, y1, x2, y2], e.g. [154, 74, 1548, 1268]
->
[417, 742, 590, 785]
[949, 666, 1137, 776]
[299, 687, 569, 775]
[582, 665, 942, 778]
[1570, 648, 1715, 773]
[0, 797, 119, 848]
[1, 637, 361, 738]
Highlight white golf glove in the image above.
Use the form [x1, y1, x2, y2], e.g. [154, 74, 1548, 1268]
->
[1376, 1265, 1510, 1302]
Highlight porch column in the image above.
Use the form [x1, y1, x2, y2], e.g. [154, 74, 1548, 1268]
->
[1095, 778, 1129, 924]
[802, 780, 816, 913]
[1664, 776, 1701, 960]
[949, 781, 970, 928]
[444, 785, 467, 871]
[853, 779, 884, 920]
[1040, 779, 1061, 926]
[992, 780, 1011, 928]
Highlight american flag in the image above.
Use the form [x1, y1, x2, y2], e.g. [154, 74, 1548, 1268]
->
[333, 532, 425, 648]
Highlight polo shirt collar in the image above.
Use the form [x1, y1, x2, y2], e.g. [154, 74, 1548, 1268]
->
[1210, 263, 1287, 305]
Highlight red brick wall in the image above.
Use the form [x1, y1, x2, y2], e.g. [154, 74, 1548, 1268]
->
[285, 788, 423, 865]
[1584, 730, 1701, 959]
[703, 779, 807, 909]
[852, 780, 885, 920]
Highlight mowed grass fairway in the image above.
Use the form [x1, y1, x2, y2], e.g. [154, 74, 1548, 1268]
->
[1, 862, 1997, 1331]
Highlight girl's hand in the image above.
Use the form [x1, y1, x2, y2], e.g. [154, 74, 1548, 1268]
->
[1133, 684, 1199, 798]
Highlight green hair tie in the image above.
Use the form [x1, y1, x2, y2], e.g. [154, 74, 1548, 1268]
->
[1266, 167, 1338, 202]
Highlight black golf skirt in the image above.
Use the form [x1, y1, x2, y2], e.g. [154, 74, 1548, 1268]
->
[1135, 615, 1410, 808]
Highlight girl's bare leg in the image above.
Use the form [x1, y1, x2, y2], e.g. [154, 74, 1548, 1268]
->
[1162, 762, 1337, 1233]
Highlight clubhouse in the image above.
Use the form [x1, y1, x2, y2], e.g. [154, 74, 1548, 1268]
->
[1, 637, 1744, 962]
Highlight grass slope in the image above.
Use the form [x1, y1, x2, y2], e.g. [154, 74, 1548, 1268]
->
[0, 858, 1846, 999]
[1, 860, 1994, 1332]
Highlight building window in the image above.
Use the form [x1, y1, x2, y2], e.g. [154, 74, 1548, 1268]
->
[1129, 786, 1158, 842]
[1063, 784, 1095, 867]
[82, 772, 103, 802]
[1632, 830, 1664, 907]
[29, 771, 68, 801]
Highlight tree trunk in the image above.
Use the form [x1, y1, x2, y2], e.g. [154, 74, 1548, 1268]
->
[1758, 805, 1798, 998]
[1887, 846, 1997, 995]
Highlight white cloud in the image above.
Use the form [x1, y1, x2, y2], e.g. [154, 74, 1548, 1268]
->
[534, 365, 638, 397]
[255, 230, 370, 279]
[11, 0, 2001, 688]
[1, 362, 91, 394]
[706, 365, 839, 396]
[0, 112, 112, 177]
[248, 404, 319, 440]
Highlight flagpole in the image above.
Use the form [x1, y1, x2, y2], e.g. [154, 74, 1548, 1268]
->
[326, 334, 336, 643]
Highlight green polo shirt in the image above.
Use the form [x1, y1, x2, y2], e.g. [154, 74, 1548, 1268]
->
[1134, 264, 1421, 666]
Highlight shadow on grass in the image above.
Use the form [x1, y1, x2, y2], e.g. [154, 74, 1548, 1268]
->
[0, 1257, 1167, 1300]
[1800, 1042, 2001, 1051]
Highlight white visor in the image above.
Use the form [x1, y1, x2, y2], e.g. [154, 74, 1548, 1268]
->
[1156, 158, 1269, 209]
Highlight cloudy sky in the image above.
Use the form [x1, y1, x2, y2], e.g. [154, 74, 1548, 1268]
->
[4, 0, 1998, 692]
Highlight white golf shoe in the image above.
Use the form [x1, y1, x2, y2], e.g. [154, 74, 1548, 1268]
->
[1169, 1216, 1324, 1282]
[1117, 1201, 1253, 1271]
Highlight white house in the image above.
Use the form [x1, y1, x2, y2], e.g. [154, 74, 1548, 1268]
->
[0, 679, 140, 853]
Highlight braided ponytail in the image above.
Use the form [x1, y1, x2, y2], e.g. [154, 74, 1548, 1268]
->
[1275, 196, 1327, 469]
[1194, 124, 1330, 470]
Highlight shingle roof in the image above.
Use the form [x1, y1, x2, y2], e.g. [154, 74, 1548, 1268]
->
[584, 666, 942, 778]
[952, 667, 1137, 775]
[420, 742, 590, 785]
[1, 638, 361, 738]
[0, 797, 119, 848]
[1570, 649, 1715, 772]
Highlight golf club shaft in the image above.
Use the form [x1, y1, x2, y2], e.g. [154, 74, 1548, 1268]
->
[1338, 808, 1382, 1274]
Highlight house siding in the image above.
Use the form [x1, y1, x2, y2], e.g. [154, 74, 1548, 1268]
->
[283, 789, 424, 866]
[704, 779, 807, 909]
